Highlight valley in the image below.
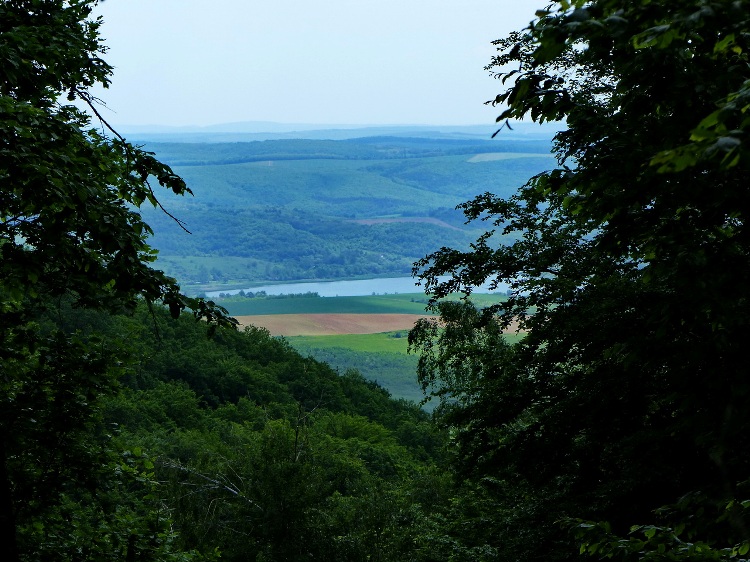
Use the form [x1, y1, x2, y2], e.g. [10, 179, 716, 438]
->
[133, 134, 549, 406]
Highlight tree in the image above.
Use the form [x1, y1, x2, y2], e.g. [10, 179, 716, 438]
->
[410, 1, 750, 560]
[0, 1, 233, 559]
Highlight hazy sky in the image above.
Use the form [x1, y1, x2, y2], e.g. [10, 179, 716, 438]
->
[89, 0, 538, 128]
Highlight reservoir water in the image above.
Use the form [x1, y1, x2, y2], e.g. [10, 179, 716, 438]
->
[206, 276, 509, 298]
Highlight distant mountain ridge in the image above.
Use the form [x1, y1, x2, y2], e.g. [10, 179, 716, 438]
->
[118, 120, 562, 143]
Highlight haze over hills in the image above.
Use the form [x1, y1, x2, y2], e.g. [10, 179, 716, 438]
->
[118, 120, 563, 143]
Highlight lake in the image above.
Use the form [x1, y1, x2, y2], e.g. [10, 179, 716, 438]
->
[206, 276, 510, 298]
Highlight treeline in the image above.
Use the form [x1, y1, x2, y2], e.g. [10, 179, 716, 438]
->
[210, 290, 321, 300]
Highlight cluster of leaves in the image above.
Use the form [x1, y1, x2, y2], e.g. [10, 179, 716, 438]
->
[411, 1, 750, 561]
[0, 0, 236, 323]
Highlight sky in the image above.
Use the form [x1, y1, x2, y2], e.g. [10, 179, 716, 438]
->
[88, 0, 539, 128]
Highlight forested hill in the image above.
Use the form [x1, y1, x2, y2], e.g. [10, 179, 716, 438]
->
[136, 136, 555, 290]
[44, 303, 448, 561]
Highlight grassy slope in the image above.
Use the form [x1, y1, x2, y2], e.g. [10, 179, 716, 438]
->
[288, 331, 412, 354]
[286, 329, 524, 408]
[286, 335, 423, 406]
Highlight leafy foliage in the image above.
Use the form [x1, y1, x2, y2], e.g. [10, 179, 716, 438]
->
[411, 1, 750, 561]
[69, 305, 449, 562]
[0, 1, 233, 559]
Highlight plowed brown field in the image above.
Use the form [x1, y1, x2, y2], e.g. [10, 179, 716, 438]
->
[235, 313, 432, 336]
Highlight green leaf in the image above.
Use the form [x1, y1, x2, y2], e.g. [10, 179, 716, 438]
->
[714, 34, 737, 54]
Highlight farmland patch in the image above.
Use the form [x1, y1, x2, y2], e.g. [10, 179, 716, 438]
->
[235, 313, 429, 336]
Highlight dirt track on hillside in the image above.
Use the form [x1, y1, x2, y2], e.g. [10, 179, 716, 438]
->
[235, 313, 433, 336]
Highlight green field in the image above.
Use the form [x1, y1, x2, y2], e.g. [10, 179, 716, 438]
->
[220, 292, 434, 316]
[286, 327, 524, 409]
[218, 291, 508, 317]
[287, 330, 412, 354]
[288, 325, 524, 354]
[286, 335, 423, 407]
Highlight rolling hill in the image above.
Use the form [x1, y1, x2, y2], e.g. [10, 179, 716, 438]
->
[138, 134, 555, 292]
